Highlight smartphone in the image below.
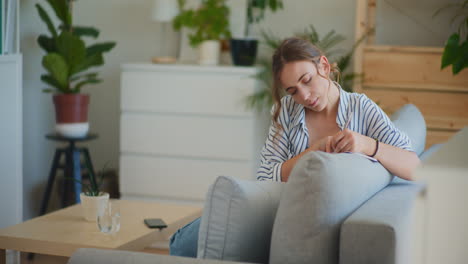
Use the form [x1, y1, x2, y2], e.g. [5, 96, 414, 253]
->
[144, 218, 168, 229]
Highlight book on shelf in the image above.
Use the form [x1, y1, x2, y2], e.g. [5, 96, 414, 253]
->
[1, 0, 3, 54]
[1, 0, 18, 55]
[4, 0, 16, 54]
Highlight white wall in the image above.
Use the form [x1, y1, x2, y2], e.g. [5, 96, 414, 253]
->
[20, 0, 456, 220]
[21, 0, 164, 220]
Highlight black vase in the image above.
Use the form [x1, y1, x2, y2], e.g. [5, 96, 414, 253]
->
[230, 38, 258, 66]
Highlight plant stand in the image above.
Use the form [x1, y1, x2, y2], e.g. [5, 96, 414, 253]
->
[39, 133, 98, 215]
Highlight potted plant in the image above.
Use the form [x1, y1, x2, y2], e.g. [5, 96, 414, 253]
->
[68, 160, 110, 221]
[36, 0, 116, 137]
[230, 0, 283, 66]
[173, 0, 231, 65]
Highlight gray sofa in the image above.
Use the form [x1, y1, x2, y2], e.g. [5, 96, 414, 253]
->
[68, 104, 440, 264]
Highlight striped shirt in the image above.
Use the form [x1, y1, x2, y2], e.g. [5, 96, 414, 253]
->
[257, 85, 414, 182]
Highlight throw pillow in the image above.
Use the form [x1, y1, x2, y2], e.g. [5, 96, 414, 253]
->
[269, 104, 426, 264]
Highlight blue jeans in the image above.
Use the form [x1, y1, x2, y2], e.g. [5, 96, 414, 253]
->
[169, 217, 201, 257]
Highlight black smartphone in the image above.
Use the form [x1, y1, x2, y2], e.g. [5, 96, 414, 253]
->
[144, 218, 168, 229]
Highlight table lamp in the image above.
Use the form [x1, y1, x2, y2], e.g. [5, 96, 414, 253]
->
[151, 0, 179, 63]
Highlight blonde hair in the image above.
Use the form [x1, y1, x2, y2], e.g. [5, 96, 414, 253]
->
[271, 37, 340, 132]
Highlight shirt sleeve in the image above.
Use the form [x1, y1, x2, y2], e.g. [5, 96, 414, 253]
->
[361, 95, 414, 152]
[256, 106, 291, 182]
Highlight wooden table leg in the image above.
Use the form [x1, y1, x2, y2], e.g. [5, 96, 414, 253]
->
[0, 249, 6, 264]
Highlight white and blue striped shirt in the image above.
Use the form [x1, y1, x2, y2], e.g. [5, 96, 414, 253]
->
[257, 86, 413, 182]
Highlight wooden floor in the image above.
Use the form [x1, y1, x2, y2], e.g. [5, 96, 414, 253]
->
[18, 248, 169, 264]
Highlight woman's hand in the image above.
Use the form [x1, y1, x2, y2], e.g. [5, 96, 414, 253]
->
[331, 129, 374, 155]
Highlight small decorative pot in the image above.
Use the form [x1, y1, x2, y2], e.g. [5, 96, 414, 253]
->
[230, 38, 258, 66]
[198, 40, 221, 66]
[53, 94, 90, 138]
[80, 192, 109, 222]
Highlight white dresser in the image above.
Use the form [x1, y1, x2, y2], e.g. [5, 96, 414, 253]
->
[119, 63, 268, 205]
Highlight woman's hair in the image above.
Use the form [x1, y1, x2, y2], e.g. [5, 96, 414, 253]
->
[271, 37, 340, 132]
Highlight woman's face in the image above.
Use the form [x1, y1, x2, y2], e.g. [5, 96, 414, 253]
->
[279, 58, 331, 112]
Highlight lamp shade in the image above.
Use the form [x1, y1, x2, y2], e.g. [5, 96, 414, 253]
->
[152, 0, 179, 22]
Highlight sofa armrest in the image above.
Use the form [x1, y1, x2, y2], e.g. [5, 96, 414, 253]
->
[68, 248, 255, 264]
[198, 176, 284, 264]
[340, 182, 424, 264]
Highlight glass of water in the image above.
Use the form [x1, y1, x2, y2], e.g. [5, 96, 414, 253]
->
[97, 200, 120, 235]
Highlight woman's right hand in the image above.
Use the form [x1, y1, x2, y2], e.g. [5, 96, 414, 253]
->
[310, 136, 334, 153]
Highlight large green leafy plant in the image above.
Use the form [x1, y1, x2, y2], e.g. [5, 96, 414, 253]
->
[36, 0, 116, 93]
[435, 0, 468, 75]
[246, 25, 367, 112]
[173, 0, 231, 47]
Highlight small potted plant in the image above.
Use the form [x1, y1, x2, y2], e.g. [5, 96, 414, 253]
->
[173, 0, 231, 65]
[230, 0, 283, 66]
[36, 0, 116, 137]
[69, 160, 110, 222]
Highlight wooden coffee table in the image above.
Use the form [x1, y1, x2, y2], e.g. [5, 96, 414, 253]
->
[0, 200, 202, 264]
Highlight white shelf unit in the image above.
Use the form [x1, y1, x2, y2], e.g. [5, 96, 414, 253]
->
[0, 54, 22, 228]
[0, 0, 21, 233]
[119, 63, 268, 205]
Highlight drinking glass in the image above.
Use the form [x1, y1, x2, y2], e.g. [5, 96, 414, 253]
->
[97, 200, 120, 235]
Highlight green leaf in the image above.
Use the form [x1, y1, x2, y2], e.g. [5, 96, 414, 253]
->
[46, 0, 71, 29]
[73, 26, 100, 38]
[73, 54, 104, 75]
[37, 35, 57, 53]
[452, 40, 468, 74]
[441, 33, 461, 69]
[40, 74, 63, 91]
[172, 0, 231, 47]
[86, 42, 116, 56]
[35, 3, 58, 38]
[72, 78, 102, 93]
[71, 72, 99, 82]
[337, 54, 352, 72]
[42, 53, 69, 90]
[56, 31, 87, 75]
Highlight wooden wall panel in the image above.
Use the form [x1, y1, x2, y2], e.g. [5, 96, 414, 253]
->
[362, 46, 468, 92]
[364, 89, 468, 131]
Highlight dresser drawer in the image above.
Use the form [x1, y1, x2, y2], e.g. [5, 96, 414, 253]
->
[120, 155, 253, 202]
[121, 71, 256, 116]
[121, 113, 255, 160]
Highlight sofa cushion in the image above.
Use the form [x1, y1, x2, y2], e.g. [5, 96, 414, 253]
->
[269, 104, 427, 264]
[390, 104, 426, 156]
[197, 176, 284, 263]
[269, 151, 394, 264]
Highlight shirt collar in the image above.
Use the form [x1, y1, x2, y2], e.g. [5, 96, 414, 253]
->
[336, 83, 352, 130]
[289, 82, 352, 130]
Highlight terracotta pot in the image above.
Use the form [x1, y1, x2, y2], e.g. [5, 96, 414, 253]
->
[53, 94, 90, 137]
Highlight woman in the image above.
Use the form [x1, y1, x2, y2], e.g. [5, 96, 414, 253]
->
[257, 37, 420, 182]
[170, 37, 421, 257]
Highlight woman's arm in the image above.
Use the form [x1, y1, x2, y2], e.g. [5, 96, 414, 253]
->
[370, 141, 421, 181]
[332, 129, 421, 181]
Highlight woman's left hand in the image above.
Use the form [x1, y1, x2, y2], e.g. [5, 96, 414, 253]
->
[331, 129, 373, 154]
